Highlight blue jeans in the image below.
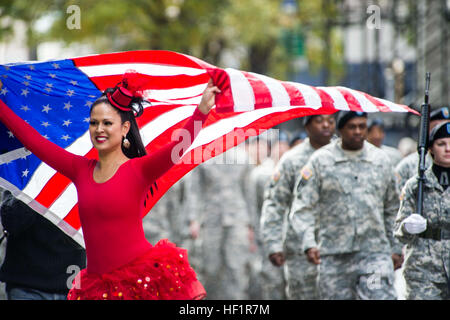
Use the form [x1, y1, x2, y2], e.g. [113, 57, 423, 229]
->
[6, 285, 67, 300]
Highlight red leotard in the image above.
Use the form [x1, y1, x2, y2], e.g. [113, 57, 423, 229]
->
[0, 99, 207, 275]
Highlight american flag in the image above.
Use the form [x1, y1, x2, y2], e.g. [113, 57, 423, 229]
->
[0, 50, 417, 247]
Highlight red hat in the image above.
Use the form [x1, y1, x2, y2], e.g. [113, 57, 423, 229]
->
[107, 86, 134, 111]
[106, 69, 149, 112]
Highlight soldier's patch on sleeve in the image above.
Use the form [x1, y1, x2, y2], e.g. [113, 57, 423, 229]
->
[395, 171, 401, 184]
[300, 166, 313, 180]
[399, 188, 405, 202]
[296, 166, 313, 192]
[272, 169, 280, 182]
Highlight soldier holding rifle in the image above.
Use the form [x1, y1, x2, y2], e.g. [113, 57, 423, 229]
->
[394, 74, 450, 300]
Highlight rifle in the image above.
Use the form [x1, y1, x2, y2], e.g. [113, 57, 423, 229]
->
[416, 72, 431, 216]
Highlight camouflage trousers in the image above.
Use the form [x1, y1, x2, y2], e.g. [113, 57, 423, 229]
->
[260, 255, 286, 300]
[284, 252, 319, 300]
[403, 239, 450, 300]
[405, 278, 450, 300]
[318, 251, 397, 300]
[195, 225, 251, 300]
[247, 244, 286, 300]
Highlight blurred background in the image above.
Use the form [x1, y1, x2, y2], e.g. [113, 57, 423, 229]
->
[0, 0, 448, 147]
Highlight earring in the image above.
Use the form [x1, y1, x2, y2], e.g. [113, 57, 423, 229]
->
[123, 137, 130, 149]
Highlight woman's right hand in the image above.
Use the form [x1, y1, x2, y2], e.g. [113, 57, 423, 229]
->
[197, 79, 221, 115]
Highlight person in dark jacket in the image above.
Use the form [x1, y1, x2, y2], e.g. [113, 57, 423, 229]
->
[0, 190, 86, 300]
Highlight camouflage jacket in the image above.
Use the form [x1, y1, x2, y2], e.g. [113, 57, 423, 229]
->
[290, 139, 402, 256]
[394, 152, 432, 194]
[247, 158, 275, 236]
[260, 138, 316, 255]
[185, 147, 253, 227]
[394, 167, 450, 282]
[381, 144, 403, 166]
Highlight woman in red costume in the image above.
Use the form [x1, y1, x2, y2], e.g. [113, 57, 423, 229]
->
[0, 72, 220, 300]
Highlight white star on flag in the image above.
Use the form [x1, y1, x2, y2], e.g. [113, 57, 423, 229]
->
[22, 169, 29, 177]
[42, 104, 52, 113]
[63, 102, 73, 111]
[21, 88, 29, 97]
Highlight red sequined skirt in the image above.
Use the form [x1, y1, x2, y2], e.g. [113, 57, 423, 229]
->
[67, 239, 206, 300]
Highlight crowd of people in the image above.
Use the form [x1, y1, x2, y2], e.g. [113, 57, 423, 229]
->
[0, 103, 449, 300]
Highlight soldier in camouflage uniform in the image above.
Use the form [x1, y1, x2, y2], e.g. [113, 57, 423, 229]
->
[367, 118, 403, 166]
[395, 107, 450, 194]
[289, 111, 403, 300]
[247, 156, 275, 300]
[395, 152, 432, 195]
[260, 114, 336, 300]
[184, 146, 254, 300]
[394, 121, 450, 300]
[247, 130, 290, 300]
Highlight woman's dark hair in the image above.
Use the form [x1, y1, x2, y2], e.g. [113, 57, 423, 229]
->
[90, 87, 147, 159]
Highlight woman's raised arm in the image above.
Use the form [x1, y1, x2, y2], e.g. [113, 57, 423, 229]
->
[131, 81, 219, 185]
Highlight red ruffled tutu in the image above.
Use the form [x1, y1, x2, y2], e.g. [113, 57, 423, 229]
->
[67, 239, 206, 300]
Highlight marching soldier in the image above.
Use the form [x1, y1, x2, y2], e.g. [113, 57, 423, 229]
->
[247, 129, 290, 300]
[367, 118, 403, 166]
[260, 114, 336, 299]
[184, 147, 254, 300]
[394, 121, 450, 300]
[289, 111, 403, 300]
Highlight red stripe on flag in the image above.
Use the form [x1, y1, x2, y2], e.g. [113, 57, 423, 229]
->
[241, 72, 273, 109]
[35, 173, 72, 208]
[89, 73, 209, 91]
[136, 104, 189, 127]
[63, 205, 81, 230]
[34, 148, 98, 209]
[312, 87, 335, 110]
[280, 82, 306, 106]
[336, 88, 364, 112]
[362, 92, 391, 112]
[72, 50, 206, 69]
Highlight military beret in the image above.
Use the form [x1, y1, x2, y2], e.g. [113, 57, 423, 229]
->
[429, 121, 450, 146]
[337, 111, 367, 129]
[430, 107, 450, 121]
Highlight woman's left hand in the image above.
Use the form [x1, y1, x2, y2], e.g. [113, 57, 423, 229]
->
[197, 79, 221, 115]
